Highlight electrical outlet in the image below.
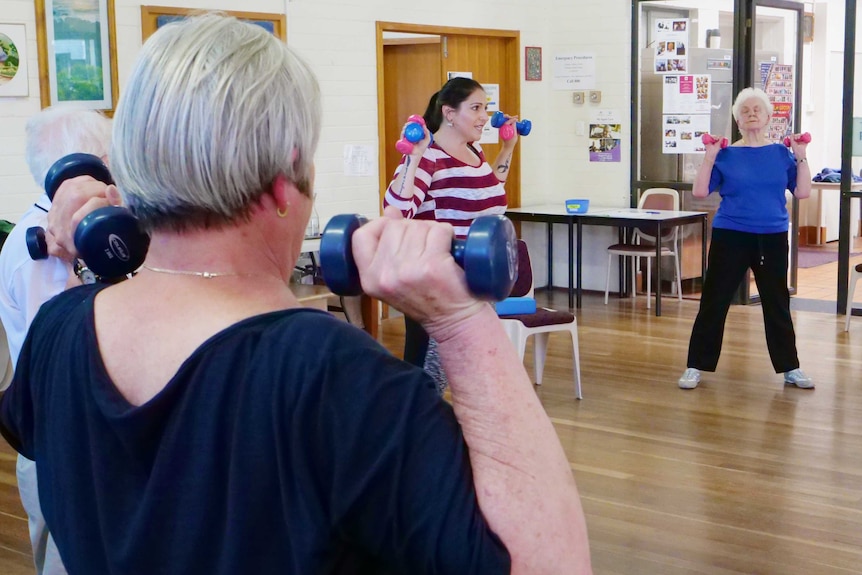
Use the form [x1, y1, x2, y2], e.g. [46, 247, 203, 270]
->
[589, 90, 602, 104]
[573, 91, 585, 105]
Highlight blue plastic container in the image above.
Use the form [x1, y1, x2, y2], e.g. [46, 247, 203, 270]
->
[565, 199, 590, 214]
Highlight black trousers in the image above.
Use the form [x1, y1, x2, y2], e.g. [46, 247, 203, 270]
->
[403, 316, 429, 367]
[686, 228, 800, 373]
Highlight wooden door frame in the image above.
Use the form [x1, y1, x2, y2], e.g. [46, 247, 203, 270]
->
[375, 21, 522, 211]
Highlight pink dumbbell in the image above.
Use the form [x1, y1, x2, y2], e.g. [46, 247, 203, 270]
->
[783, 132, 811, 147]
[395, 114, 427, 155]
[701, 133, 728, 149]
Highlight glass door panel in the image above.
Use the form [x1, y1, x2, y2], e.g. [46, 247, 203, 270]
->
[747, 1, 802, 302]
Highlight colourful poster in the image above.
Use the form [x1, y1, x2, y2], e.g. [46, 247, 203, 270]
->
[589, 110, 621, 163]
[761, 62, 794, 141]
[662, 74, 711, 114]
[653, 18, 689, 75]
[661, 114, 711, 154]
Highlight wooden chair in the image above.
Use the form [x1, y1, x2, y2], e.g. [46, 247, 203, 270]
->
[845, 262, 862, 332]
[497, 240, 582, 399]
[604, 188, 683, 308]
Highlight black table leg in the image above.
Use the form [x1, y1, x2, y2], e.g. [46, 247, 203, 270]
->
[575, 221, 581, 309]
[655, 221, 662, 316]
[547, 223, 553, 292]
[702, 217, 707, 281]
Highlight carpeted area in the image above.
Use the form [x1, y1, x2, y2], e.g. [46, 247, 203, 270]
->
[797, 247, 860, 268]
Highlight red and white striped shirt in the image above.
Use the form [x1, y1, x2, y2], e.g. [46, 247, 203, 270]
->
[384, 142, 507, 238]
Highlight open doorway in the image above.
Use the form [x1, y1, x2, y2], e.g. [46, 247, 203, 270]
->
[375, 22, 522, 210]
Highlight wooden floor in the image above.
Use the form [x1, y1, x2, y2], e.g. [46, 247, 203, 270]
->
[793, 239, 862, 301]
[0, 290, 860, 574]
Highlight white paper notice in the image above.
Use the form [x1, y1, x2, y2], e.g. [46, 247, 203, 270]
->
[653, 18, 689, 75]
[662, 75, 711, 114]
[552, 53, 596, 90]
[661, 114, 711, 154]
[478, 122, 499, 145]
[343, 145, 374, 177]
[482, 83, 500, 112]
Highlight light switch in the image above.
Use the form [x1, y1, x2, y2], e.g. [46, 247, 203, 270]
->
[572, 91, 585, 105]
[576, 121, 585, 136]
[589, 90, 602, 104]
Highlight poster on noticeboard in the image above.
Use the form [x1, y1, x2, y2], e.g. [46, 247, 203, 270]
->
[760, 61, 794, 141]
[661, 74, 711, 154]
[653, 18, 689, 75]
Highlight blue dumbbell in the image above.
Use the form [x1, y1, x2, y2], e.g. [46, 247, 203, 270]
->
[320, 214, 518, 301]
[490, 111, 532, 140]
[26, 153, 150, 281]
[395, 114, 428, 155]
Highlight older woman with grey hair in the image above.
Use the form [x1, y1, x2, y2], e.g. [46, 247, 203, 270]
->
[678, 86, 813, 390]
[0, 13, 592, 575]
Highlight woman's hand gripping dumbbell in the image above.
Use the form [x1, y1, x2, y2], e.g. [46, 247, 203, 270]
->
[26, 153, 150, 282]
[395, 115, 431, 155]
[319, 211, 518, 302]
[783, 132, 811, 147]
[490, 111, 532, 141]
[701, 133, 728, 149]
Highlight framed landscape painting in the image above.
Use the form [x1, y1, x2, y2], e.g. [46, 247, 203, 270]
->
[35, 0, 118, 112]
[0, 23, 29, 97]
[140, 6, 286, 41]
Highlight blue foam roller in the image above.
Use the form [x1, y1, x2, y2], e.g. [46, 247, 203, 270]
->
[495, 296, 537, 315]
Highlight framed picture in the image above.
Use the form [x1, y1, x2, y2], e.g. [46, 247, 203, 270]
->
[525, 46, 542, 81]
[802, 12, 814, 43]
[35, 0, 119, 113]
[140, 7, 287, 42]
[0, 23, 29, 97]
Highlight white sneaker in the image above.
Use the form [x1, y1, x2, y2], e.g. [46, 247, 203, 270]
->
[678, 368, 701, 389]
[784, 368, 814, 389]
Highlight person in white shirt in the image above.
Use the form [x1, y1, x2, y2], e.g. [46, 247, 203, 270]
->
[0, 105, 112, 575]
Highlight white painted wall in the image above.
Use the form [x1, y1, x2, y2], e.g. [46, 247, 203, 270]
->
[0, 0, 629, 291]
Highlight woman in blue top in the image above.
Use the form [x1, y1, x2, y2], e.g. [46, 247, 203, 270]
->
[679, 87, 813, 390]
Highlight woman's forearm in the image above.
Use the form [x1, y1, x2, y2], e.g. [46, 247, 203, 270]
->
[492, 147, 515, 182]
[384, 156, 422, 216]
[692, 158, 714, 198]
[431, 307, 593, 574]
[794, 158, 811, 199]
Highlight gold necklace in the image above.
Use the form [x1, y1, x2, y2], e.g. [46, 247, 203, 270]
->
[141, 264, 253, 279]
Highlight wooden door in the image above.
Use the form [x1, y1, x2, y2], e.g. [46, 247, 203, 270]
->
[377, 23, 521, 210]
[441, 34, 520, 208]
[382, 39, 442, 193]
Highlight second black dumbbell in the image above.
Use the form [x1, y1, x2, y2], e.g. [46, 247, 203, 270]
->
[26, 153, 150, 281]
[319, 214, 518, 301]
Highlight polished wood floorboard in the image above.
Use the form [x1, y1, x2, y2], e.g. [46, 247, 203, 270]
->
[0, 291, 859, 574]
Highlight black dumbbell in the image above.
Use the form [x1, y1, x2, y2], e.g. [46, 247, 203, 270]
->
[26, 153, 150, 281]
[490, 111, 532, 140]
[319, 214, 518, 301]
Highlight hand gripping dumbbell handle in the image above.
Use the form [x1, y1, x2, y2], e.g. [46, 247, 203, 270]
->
[26, 153, 150, 281]
[395, 115, 427, 155]
[491, 111, 532, 140]
[783, 132, 812, 147]
[701, 133, 728, 148]
[25, 152, 116, 261]
[319, 214, 518, 301]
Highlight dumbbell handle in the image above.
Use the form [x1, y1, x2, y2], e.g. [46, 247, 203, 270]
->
[701, 133, 728, 149]
[26, 152, 117, 261]
[491, 111, 531, 140]
[26, 153, 150, 281]
[319, 214, 517, 301]
[395, 115, 427, 155]
[783, 132, 811, 147]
